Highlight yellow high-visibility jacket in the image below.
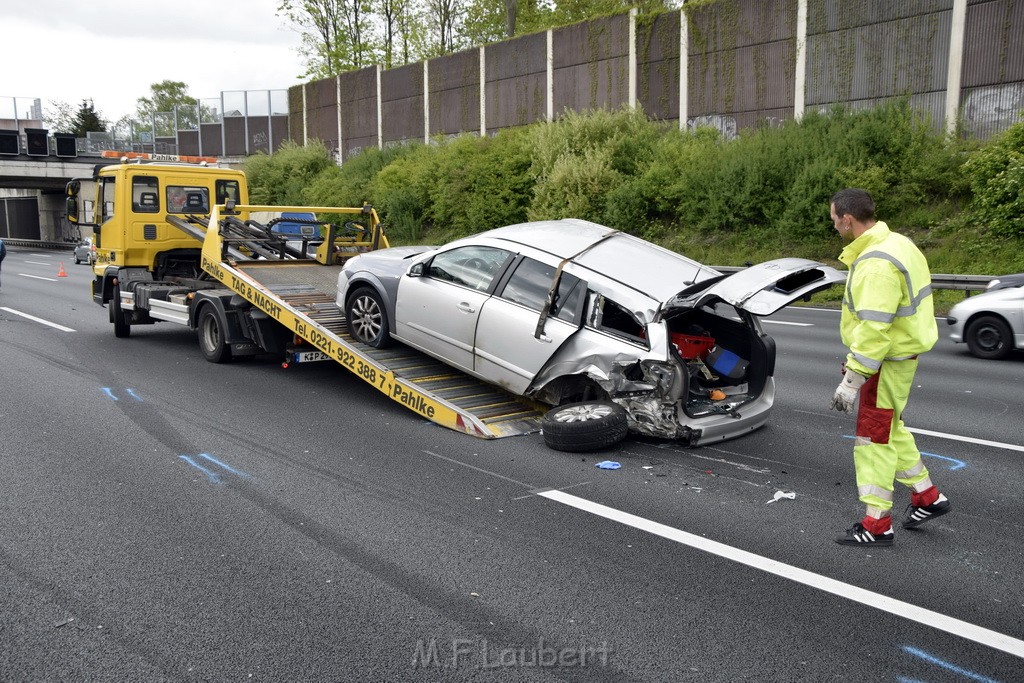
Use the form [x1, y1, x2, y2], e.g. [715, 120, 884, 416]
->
[839, 222, 938, 377]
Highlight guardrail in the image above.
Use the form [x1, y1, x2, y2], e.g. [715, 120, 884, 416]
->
[711, 266, 993, 292]
[0, 241, 997, 291]
[1, 239, 77, 250]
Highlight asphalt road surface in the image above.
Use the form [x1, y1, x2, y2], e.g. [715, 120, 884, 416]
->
[2, 247, 1022, 682]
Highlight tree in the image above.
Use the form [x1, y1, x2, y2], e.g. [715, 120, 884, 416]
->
[424, 0, 465, 55]
[279, 0, 377, 77]
[70, 100, 106, 138]
[43, 100, 76, 133]
[135, 80, 199, 134]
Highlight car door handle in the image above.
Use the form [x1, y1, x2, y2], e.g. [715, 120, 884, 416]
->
[457, 302, 476, 313]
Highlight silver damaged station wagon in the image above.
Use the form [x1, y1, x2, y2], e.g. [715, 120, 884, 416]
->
[337, 220, 845, 449]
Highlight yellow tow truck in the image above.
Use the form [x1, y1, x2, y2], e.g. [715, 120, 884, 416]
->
[66, 159, 544, 439]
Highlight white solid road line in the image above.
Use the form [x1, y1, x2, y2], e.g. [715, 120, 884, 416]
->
[0, 307, 76, 332]
[18, 273, 58, 282]
[24, 260, 51, 265]
[733, 316, 812, 327]
[539, 489, 1024, 660]
[908, 427, 1024, 453]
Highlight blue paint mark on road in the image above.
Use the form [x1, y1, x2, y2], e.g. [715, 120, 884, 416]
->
[101, 387, 118, 401]
[903, 645, 1002, 683]
[179, 455, 223, 485]
[919, 450, 966, 470]
[125, 388, 142, 401]
[197, 453, 251, 479]
[842, 436, 967, 470]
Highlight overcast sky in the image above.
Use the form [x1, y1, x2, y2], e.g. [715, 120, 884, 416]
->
[0, 0, 306, 124]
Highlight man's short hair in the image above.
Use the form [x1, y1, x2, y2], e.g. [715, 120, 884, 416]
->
[831, 188, 875, 222]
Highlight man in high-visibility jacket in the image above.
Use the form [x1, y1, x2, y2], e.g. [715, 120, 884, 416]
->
[829, 188, 951, 546]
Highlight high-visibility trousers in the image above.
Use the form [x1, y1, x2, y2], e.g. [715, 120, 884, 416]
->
[853, 358, 934, 516]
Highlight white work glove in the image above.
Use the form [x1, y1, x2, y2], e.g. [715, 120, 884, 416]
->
[830, 370, 868, 413]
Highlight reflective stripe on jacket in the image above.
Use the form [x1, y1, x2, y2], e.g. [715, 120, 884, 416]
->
[839, 222, 937, 377]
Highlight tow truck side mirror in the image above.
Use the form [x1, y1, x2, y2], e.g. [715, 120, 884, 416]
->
[65, 180, 80, 224]
[66, 196, 79, 224]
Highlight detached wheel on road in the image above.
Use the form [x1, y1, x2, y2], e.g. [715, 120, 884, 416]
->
[542, 401, 628, 452]
[197, 307, 232, 363]
[965, 315, 1014, 360]
[111, 286, 130, 338]
[346, 287, 391, 349]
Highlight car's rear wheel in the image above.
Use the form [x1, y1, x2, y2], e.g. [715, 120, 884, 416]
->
[346, 287, 391, 348]
[197, 307, 232, 363]
[965, 315, 1014, 360]
[74, 254, 81, 264]
[542, 401, 628, 452]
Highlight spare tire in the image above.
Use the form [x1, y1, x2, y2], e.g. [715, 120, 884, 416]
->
[542, 401, 628, 452]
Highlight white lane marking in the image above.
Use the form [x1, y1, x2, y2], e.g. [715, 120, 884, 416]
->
[25, 260, 51, 265]
[732, 316, 812, 326]
[0, 307, 76, 332]
[908, 427, 1024, 454]
[761, 319, 813, 327]
[539, 490, 1024, 660]
[18, 273, 58, 282]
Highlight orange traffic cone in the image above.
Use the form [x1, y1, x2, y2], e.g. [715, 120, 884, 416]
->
[57, 262, 68, 277]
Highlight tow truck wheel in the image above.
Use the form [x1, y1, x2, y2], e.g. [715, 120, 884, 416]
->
[197, 307, 232, 363]
[346, 287, 391, 348]
[541, 401, 628, 452]
[111, 286, 131, 338]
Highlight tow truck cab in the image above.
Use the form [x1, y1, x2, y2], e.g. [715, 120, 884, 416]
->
[66, 161, 249, 306]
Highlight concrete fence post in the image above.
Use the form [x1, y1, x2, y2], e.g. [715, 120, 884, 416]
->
[945, 0, 968, 136]
[679, 5, 688, 130]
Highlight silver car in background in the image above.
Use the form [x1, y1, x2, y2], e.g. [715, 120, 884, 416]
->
[337, 219, 844, 448]
[73, 238, 94, 265]
[947, 274, 1024, 359]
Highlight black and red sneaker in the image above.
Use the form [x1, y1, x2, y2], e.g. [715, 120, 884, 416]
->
[902, 493, 951, 529]
[835, 522, 894, 546]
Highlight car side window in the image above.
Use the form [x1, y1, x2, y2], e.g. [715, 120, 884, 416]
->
[499, 257, 583, 322]
[587, 293, 646, 343]
[426, 246, 512, 292]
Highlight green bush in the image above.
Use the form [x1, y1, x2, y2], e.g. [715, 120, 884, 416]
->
[529, 147, 623, 222]
[243, 141, 337, 206]
[962, 121, 1024, 238]
[248, 100, 1020, 281]
[426, 128, 534, 235]
[367, 144, 437, 242]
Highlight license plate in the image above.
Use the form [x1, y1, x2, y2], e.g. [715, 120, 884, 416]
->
[294, 351, 331, 363]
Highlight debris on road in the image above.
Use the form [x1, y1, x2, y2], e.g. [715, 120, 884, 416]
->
[766, 490, 796, 504]
[595, 461, 622, 470]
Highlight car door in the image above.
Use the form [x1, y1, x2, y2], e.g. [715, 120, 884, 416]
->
[474, 257, 586, 394]
[664, 257, 847, 316]
[395, 245, 514, 372]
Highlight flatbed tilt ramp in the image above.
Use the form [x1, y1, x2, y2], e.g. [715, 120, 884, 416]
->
[199, 205, 546, 439]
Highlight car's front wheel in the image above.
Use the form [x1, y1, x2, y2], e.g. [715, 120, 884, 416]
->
[965, 314, 1014, 360]
[542, 401, 628, 452]
[346, 287, 391, 348]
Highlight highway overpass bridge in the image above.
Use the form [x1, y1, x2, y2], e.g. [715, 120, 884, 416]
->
[0, 148, 245, 247]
